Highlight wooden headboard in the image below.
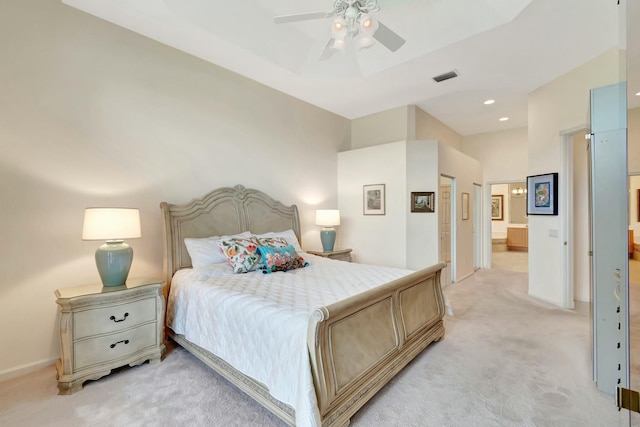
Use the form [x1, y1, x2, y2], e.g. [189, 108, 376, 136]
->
[160, 185, 300, 282]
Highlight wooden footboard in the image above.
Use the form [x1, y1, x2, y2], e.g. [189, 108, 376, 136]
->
[308, 262, 446, 427]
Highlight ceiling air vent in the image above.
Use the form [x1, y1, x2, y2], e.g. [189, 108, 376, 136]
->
[432, 70, 458, 83]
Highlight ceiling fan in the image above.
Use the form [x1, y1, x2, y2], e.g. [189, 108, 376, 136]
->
[274, 0, 406, 60]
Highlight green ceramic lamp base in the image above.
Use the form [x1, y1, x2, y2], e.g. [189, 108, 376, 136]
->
[95, 240, 133, 287]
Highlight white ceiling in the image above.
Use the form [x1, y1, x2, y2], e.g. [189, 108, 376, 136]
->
[62, 0, 637, 136]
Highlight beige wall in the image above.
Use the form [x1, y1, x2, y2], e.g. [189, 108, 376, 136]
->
[527, 48, 625, 306]
[349, 105, 462, 150]
[415, 106, 463, 151]
[630, 107, 640, 173]
[350, 106, 411, 149]
[462, 127, 528, 183]
[0, 0, 349, 376]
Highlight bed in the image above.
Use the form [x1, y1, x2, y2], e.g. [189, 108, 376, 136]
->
[160, 185, 446, 427]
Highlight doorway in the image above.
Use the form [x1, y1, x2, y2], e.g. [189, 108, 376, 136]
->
[489, 182, 529, 273]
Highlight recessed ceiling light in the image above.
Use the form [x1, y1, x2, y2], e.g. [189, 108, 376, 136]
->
[484, 99, 495, 105]
[499, 117, 509, 122]
[636, 91, 640, 96]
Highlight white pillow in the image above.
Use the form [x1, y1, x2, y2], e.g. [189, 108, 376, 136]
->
[184, 231, 251, 267]
[253, 229, 303, 253]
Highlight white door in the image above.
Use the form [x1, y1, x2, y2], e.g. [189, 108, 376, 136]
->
[440, 176, 453, 285]
[473, 183, 482, 270]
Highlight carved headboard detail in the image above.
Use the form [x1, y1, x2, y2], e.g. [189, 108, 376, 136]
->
[160, 185, 300, 282]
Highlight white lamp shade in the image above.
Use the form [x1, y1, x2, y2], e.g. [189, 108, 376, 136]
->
[315, 209, 340, 227]
[330, 18, 348, 40]
[359, 14, 379, 36]
[82, 208, 141, 240]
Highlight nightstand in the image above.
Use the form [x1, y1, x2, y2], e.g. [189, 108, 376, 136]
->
[307, 248, 352, 262]
[55, 278, 166, 395]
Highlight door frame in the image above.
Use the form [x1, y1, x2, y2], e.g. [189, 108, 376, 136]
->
[560, 124, 589, 310]
[486, 180, 528, 269]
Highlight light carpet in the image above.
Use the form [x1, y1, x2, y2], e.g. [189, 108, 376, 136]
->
[0, 269, 625, 427]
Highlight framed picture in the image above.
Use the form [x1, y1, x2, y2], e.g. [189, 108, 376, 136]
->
[462, 192, 470, 220]
[491, 195, 503, 221]
[363, 184, 385, 215]
[637, 189, 640, 222]
[527, 172, 558, 215]
[411, 192, 435, 213]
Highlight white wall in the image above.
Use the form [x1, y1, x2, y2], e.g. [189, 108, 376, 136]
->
[0, 0, 349, 377]
[572, 132, 591, 302]
[406, 141, 440, 270]
[528, 48, 625, 306]
[490, 184, 509, 238]
[338, 140, 481, 282]
[438, 143, 483, 280]
[630, 107, 640, 246]
[631, 175, 640, 245]
[461, 127, 528, 267]
[337, 142, 407, 267]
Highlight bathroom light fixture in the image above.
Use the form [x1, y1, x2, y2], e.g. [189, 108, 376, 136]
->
[511, 187, 527, 195]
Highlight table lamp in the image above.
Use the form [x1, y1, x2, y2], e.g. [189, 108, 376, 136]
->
[315, 209, 340, 252]
[82, 208, 141, 287]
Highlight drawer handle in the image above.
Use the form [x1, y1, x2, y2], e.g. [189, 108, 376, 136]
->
[109, 312, 129, 323]
[110, 339, 130, 349]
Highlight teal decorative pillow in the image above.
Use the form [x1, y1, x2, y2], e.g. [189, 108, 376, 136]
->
[257, 245, 309, 274]
[216, 237, 261, 274]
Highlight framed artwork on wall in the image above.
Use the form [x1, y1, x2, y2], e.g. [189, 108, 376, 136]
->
[526, 172, 558, 215]
[462, 192, 470, 220]
[491, 195, 503, 221]
[637, 189, 640, 222]
[411, 192, 435, 213]
[363, 184, 385, 215]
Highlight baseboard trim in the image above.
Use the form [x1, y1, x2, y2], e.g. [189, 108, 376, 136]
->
[0, 358, 56, 383]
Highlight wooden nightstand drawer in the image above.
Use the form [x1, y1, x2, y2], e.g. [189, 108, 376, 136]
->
[74, 297, 156, 339]
[74, 322, 158, 371]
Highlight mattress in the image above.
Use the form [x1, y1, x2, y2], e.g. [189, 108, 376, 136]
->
[167, 254, 414, 427]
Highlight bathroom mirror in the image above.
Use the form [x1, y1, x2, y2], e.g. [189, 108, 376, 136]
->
[509, 182, 528, 225]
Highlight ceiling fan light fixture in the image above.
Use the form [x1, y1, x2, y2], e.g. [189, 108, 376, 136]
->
[332, 38, 347, 50]
[330, 17, 348, 39]
[358, 36, 375, 49]
[359, 14, 378, 36]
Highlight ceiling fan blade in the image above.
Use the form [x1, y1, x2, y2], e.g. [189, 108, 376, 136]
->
[319, 39, 336, 61]
[274, 11, 330, 24]
[373, 21, 406, 52]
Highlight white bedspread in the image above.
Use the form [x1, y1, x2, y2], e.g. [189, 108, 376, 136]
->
[167, 254, 414, 427]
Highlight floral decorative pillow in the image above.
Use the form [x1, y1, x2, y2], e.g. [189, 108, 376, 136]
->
[255, 236, 289, 248]
[257, 245, 309, 274]
[216, 237, 261, 274]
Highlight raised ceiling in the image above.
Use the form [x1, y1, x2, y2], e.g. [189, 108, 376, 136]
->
[62, 0, 633, 136]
